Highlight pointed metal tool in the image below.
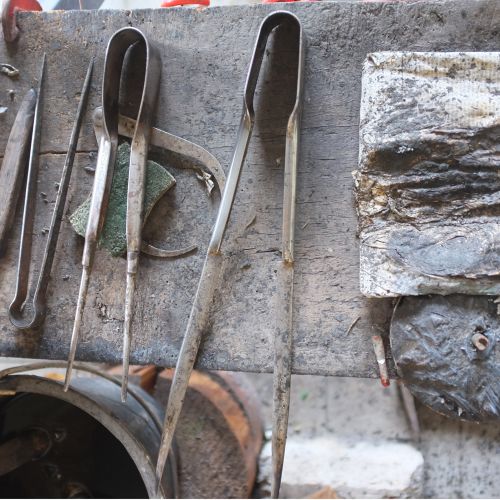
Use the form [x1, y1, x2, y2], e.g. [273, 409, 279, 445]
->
[155, 11, 304, 497]
[9, 57, 93, 330]
[64, 28, 160, 396]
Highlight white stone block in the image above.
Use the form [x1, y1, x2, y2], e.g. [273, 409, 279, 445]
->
[258, 436, 424, 498]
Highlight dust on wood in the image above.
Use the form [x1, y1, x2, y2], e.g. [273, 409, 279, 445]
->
[0, 2, 498, 376]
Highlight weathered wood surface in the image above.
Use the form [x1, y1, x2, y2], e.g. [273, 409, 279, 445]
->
[0, 1, 498, 377]
[355, 52, 500, 297]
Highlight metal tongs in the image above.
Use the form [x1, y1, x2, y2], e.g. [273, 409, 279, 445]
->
[8, 55, 94, 329]
[64, 28, 161, 400]
[156, 11, 304, 498]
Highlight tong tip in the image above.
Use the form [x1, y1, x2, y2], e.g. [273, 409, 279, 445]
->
[64, 267, 90, 391]
[120, 375, 128, 403]
[271, 435, 286, 499]
[121, 271, 137, 403]
[271, 473, 282, 499]
[155, 442, 169, 489]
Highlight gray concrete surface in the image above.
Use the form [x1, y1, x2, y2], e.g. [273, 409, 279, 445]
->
[418, 406, 500, 499]
[258, 436, 424, 498]
[249, 374, 500, 498]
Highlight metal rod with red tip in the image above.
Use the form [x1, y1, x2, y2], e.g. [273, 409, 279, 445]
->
[372, 335, 390, 387]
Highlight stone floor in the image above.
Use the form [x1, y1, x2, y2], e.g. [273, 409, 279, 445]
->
[247, 373, 500, 498]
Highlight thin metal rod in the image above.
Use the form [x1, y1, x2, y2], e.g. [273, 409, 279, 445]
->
[207, 111, 253, 254]
[9, 57, 93, 330]
[122, 270, 136, 402]
[59, 59, 104, 391]
[399, 382, 420, 438]
[372, 335, 390, 387]
[64, 266, 90, 391]
[155, 253, 223, 486]
[155, 13, 304, 496]
[64, 123, 115, 390]
[271, 266, 294, 498]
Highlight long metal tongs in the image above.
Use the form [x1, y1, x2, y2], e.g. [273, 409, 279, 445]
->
[64, 28, 161, 399]
[156, 11, 304, 498]
[8, 57, 93, 330]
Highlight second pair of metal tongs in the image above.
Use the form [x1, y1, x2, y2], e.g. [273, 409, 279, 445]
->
[64, 27, 161, 401]
[8, 55, 93, 330]
[156, 11, 304, 499]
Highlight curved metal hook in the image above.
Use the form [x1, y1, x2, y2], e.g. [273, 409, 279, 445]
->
[92, 107, 226, 259]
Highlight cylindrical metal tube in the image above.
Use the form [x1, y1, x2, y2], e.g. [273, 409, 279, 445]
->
[0, 368, 177, 498]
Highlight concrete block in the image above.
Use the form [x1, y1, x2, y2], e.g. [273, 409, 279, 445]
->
[258, 436, 424, 498]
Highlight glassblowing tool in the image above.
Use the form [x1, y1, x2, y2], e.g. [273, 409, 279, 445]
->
[64, 28, 160, 402]
[155, 11, 304, 499]
[92, 107, 226, 258]
[9, 57, 93, 330]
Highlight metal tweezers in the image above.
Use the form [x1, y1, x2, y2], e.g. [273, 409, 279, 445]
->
[8, 55, 94, 329]
[64, 27, 161, 400]
[155, 10, 304, 498]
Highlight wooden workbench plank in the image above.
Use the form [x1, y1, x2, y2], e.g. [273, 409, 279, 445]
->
[0, 1, 498, 376]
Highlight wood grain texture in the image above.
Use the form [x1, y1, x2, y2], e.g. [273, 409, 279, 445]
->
[0, 1, 498, 377]
[356, 52, 500, 297]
